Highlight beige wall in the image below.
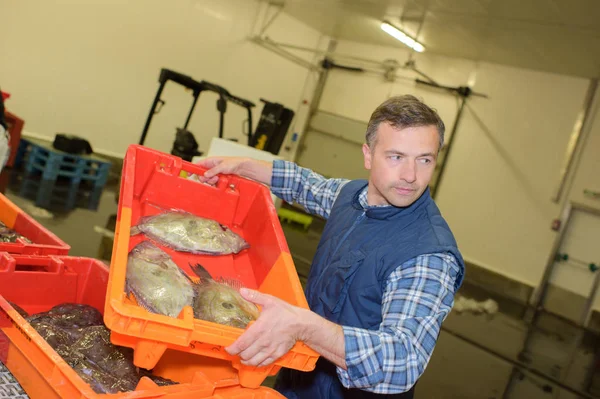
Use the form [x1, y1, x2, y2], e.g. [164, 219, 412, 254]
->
[0, 0, 322, 157]
[435, 63, 589, 287]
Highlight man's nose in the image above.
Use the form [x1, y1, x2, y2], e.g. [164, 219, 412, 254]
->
[399, 161, 417, 183]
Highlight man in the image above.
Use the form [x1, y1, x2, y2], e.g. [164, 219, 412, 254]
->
[196, 95, 465, 398]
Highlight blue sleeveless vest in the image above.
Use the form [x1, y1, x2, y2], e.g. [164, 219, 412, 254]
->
[275, 180, 464, 398]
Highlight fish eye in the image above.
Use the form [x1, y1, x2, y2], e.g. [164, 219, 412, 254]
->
[222, 302, 234, 309]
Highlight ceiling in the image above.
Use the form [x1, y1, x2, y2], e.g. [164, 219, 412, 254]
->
[275, 0, 600, 78]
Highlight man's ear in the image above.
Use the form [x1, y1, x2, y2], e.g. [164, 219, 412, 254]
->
[362, 143, 372, 170]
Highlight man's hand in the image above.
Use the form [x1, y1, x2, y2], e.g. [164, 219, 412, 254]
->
[194, 157, 273, 187]
[225, 288, 308, 368]
[195, 157, 249, 186]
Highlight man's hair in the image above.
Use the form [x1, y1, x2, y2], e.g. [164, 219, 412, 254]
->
[365, 95, 445, 150]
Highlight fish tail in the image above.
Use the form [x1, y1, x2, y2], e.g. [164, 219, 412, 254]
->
[182, 264, 200, 284]
[130, 226, 141, 236]
[189, 263, 213, 281]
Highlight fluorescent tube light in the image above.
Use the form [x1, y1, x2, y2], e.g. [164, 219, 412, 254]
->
[381, 21, 425, 53]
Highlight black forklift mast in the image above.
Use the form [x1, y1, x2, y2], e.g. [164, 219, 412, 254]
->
[250, 98, 295, 156]
[138, 68, 255, 146]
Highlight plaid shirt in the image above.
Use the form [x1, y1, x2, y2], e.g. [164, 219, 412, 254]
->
[271, 160, 461, 394]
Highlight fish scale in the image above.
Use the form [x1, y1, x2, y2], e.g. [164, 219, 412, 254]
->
[126, 241, 195, 318]
[130, 210, 249, 255]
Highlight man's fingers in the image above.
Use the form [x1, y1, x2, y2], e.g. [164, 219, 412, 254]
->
[237, 339, 266, 362]
[225, 322, 262, 355]
[239, 339, 278, 367]
[195, 157, 222, 169]
[193, 175, 219, 185]
[240, 288, 273, 307]
[204, 176, 219, 185]
[255, 351, 284, 368]
[225, 337, 246, 356]
[241, 350, 272, 367]
[249, 343, 290, 367]
[203, 165, 223, 179]
[257, 356, 276, 368]
[195, 158, 226, 179]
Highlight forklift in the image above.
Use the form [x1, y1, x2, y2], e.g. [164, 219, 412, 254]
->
[138, 68, 294, 161]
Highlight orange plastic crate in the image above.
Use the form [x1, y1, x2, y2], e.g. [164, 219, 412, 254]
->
[0, 252, 286, 398]
[104, 145, 318, 388]
[0, 193, 70, 255]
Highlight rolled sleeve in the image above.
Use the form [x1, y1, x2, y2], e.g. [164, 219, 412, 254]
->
[270, 160, 349, 219]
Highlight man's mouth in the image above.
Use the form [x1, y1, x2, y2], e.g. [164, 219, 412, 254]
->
[394, 187, 415, 195]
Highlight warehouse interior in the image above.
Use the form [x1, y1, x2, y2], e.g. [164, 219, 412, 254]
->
[1, 0, 600, 398]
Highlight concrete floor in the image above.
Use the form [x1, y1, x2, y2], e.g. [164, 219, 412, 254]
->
[2, 168, 600, 399]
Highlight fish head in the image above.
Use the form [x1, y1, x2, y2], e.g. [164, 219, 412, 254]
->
[195, 283, 259, 328]
[127, 242, 195, 318]
[131, 241, 171, 263]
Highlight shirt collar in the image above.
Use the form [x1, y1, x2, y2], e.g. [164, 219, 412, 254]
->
[353, 183, 432, 220]
[358, 186, 390, 209]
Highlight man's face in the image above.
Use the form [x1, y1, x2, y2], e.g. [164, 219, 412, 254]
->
[362, 122, 439, 207]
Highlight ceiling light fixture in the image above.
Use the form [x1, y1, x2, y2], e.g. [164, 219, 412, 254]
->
[381, 21, 425, 53]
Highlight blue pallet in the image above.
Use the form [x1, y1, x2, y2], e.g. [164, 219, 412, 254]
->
[18, 177, 103, 212]
[13, 140, 30, 168]
[17, 139, 111, 190]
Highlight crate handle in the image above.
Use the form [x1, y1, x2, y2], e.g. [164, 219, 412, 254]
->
[153, 152, 233, 191]
[12, 256, 65, 274]
[0, 253, 16, 272]
[180, 159, 232, 191]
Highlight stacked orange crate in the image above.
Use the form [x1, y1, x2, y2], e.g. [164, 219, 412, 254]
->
[0, 144, 316, 398]
[0, 193, 70, 255]
[0, 253, 283, 398]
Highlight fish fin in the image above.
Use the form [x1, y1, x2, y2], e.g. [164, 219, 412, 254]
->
[146, 204, 170, 213]
[136, 297, 158, 314]
[183, 264, 201, 284]
[218, 277, 243, 291]
[130, 226, 141, 236]
[127, 288, 157, 314]
[126, 278, 159, 314]
[161, 207, 190, 217]
[189, 263, 213, 282]
[125, 281, 138, 300]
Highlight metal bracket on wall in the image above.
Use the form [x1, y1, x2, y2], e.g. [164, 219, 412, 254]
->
[258, 1, 284, 36]
[248, 38, 439, 84]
